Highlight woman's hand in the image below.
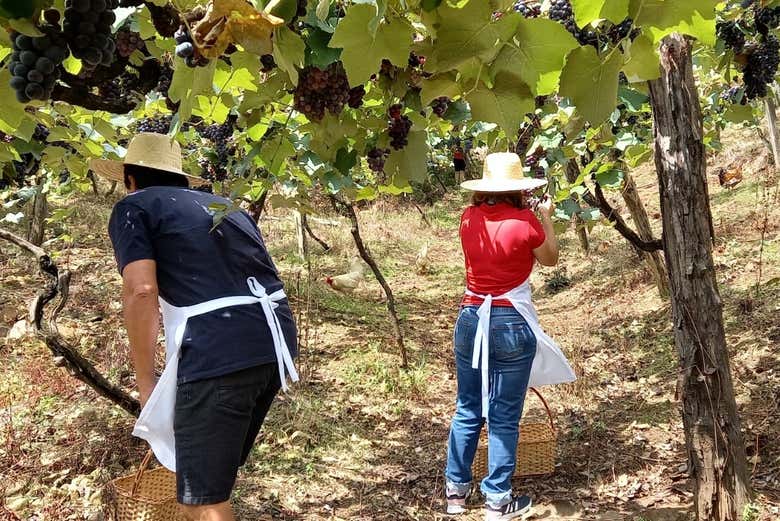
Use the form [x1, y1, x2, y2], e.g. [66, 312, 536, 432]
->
[536, 195, 555, 219]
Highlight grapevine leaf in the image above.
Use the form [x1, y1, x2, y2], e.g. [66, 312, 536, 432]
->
[329, 4, 413, 85]
[420, 73, 461, 106]
[621, 32, 660, 82]
[443, 99, 471, 124]
[272, 26, 305, 84]
[301, 113, 358, 162]
[723, 104, 753, 123]
[264, 0, 299, 22]
[431, 3, 519, 72]
[334, 147, 358, 175]
[629, 0, 719, 46]
[316, 0, 329, 20]
[465, 71, 534, 137]
[491, 18, 579, 96]
[384, 131, 428, 183]
[62, 55, 82, 75]
[193, 0, 284, 59]
[169, 58, 217, 123]
[618, 85, 649, 110]
[559, 46, 623, 124]
[0, 69, 25, 134]
[571, 0, 629, 27]
[214, 53, 259, 93]
[421, 0, 442, 12]
[305, 27, 341, 68]
[7, 18, 44, 36]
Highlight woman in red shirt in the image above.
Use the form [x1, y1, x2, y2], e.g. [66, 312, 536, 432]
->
[445, 152, 559, 520]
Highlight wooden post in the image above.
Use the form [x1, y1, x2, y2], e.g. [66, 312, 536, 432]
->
[763, 96, 780, 177]
[564, 160, 590, 253]
[648, 34, 750, 520]
[28, 181, 48, 247]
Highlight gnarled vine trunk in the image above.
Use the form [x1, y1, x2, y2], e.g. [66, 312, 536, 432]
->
[563, 160, 590, 253]
[28, 182, 48, 247]
[648, 34, 750, 520]
[621, 173, 669, 298]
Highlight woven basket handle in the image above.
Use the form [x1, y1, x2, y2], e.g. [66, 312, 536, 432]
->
[528, 387, 556, 436]
[130, 449, 156, 497]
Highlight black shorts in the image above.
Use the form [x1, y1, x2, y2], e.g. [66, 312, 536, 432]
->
[174, 363, 281, 505]
[454, 158, 466, 171]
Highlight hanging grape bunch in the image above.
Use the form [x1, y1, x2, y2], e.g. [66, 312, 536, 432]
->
[198, 117, 236, 157]
[137, 115, 172, 134]
[293, 62, 351, 121]
[524, 146, 546, 178]
[197, 117, 237, 182]
[754, 4, 780, 36]
[98, 71, 140, 99]
[348, 85, 366, 109]
[717, 20, 746, 52]
[7, 21, 70, 104]
[387, 104, 412, 150]
[608, 18, 637, 44]
[743, 34, 780, 99]
[63, 0, 118, 69]
[116, 28, 145, 58]
[260, 54, 276, 72]
[720, 83, 745, 105]
[366, 147, 390, 173]
[514, 1, 541, 18]
[430, 97, 450, 118]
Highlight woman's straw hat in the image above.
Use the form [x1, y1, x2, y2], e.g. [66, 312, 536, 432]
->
[89, 132, 209, 187]
[461, 152, 548, 192]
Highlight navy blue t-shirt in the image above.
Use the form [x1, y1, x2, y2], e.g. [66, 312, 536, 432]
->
[108, 186, 297, 384]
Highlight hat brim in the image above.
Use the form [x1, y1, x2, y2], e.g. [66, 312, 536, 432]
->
[89, 159, 210, 188]
[460, 178, 548, 192]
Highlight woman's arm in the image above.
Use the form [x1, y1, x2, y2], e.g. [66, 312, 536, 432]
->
[533, 196, 559, 266]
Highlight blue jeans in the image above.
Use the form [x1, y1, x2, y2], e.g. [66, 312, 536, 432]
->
[445, 306, 536, 508]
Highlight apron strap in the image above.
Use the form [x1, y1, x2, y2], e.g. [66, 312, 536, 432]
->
[247, 277, 299, 392]
[471, 293, 493, 421]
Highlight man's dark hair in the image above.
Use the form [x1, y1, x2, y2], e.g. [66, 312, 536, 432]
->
[124, 164, 189, 189]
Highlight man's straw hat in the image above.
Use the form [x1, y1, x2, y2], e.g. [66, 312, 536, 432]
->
[89, 132, 209, 187]
[461, 152, 548, 192]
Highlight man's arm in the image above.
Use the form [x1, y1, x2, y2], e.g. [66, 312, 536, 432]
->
[122, 259, 159, 408]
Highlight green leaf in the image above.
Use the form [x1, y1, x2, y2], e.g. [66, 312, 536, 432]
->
[316, 0, 329, 21]
[621, 33, 660, 82]
[624, 143, 652, 166]
[301, 113, 358, 162]
[272, 25, 305, 84]
[617, 85, 649, 110]
[630, 0, 719, 46]
[329, 4, 413, 85]
[465, 71, 534, 137]
[723, 104, 753, 123]
[334, 147, 357, 175]
[559, 46, 623, 124]
[305, 27, 341, 68]
[443, 98, 471, 124]
[168, 58, 217, 122]
[384, 131, 428, 183]
[8, 18, 43, 36]
[492, 18, 579, 96]
[420, 73, 461, 106]
[571, 0, 629, 27]
[421, 0, 442, 11]
[431, 3, 519, 72]
[215, 52, 260, 93]
[0, 69, 26, 134]
[62, 55, 82, 75]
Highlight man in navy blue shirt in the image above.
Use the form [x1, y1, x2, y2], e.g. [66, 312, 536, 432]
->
[92, 133, 297, 521]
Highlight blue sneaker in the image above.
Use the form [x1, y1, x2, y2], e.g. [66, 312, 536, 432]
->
[484, 495, 532, 520]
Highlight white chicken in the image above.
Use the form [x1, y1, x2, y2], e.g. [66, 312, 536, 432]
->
[415, 242, 430, 275]
[325, 258, 365, 294]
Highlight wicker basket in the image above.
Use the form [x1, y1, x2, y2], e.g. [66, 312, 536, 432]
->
[104, 450, 185, 521]
[472, 387, 556, 479]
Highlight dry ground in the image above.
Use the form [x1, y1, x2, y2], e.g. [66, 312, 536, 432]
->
[1, 126, 779, 520]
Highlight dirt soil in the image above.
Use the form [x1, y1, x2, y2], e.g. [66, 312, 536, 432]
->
[1, 126, 779, 520]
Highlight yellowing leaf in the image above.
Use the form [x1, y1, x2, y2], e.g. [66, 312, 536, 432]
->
[193, 0, 284, 59]
[559, 46, 624, 124]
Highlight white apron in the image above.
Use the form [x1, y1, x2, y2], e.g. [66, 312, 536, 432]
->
[132, 276, 299, 471]
[466, 279, 576, 421]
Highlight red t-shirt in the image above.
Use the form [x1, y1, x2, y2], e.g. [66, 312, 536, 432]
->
[460, 203, 546, 306]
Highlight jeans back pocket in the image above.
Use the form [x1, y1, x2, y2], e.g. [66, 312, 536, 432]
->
[490, 315, 536, 361]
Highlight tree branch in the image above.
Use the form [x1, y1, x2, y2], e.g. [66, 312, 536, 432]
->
[0, 227, 141, 416]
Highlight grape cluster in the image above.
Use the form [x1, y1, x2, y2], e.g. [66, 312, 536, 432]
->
[524, 147, 546, 178]
[430, 96, 450, 117]
[137, 115, 172, 134]
[63, 0, 118, 69]
[175, 24, 209, 67]
[293, 62, 351, 121]
[156, 64, 173, 96]
[387, 104, 412, 150]
[743, 35, 780, 100]
[366, 147, 390, 173]
[720, 84, 745, 105]
[198, 118, 235, 156]
[609, 18, 636, 42]
[717, 20, 746, 52]
[116, 28, 145, 58]
[7, 26, 69, 103]
[754, 6, 780, 36]
[348, 85, 366, 109]
[514, 1, 541, 18]
[260, 54, 276, 72]
[408, 52, 426, 68]
[549, 0, 576, 30]
[515, 124, 535, 157]
[99, 71, 139, 99]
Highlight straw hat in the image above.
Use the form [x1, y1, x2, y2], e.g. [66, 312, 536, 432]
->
[89, 132, 209, 187]
[461, 152, 548, 192]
